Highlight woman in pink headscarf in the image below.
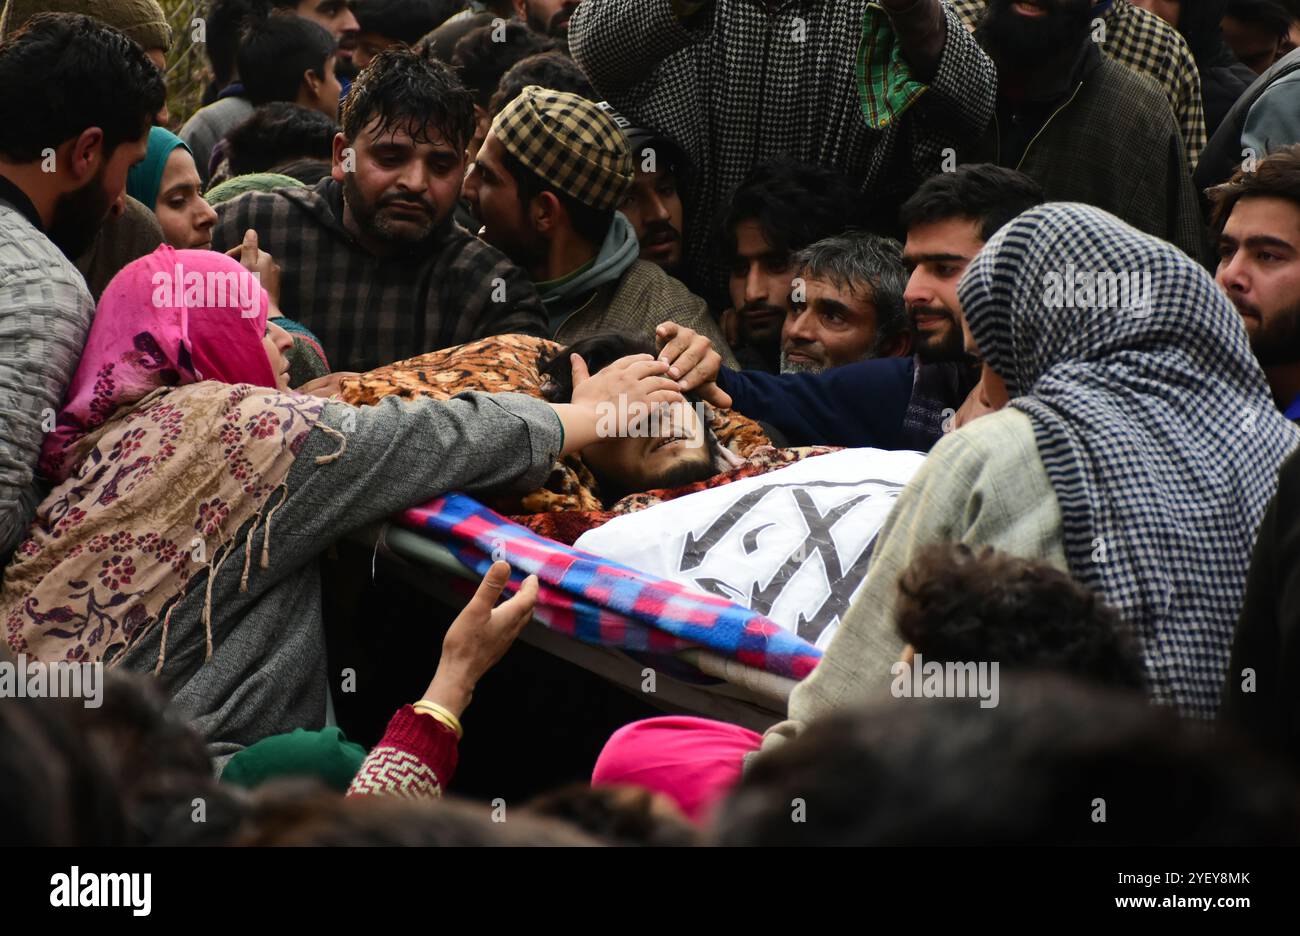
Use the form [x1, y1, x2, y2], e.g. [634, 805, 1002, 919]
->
[2, 245, 684, 765]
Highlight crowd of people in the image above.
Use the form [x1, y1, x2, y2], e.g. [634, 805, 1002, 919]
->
[2, 0, 1300, 847]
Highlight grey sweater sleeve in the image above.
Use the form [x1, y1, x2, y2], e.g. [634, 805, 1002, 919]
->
[272, 391, 563, 550]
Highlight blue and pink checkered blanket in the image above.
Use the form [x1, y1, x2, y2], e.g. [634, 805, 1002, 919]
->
[399, 493, 821, 680]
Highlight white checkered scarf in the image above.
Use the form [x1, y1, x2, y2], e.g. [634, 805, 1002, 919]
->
[957, 203, 1299, 719]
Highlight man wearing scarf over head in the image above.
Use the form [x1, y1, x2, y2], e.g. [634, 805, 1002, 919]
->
[768, 203, 1299, 738]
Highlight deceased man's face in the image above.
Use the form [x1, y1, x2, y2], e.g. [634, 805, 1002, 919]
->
[582, 399, 718, 503]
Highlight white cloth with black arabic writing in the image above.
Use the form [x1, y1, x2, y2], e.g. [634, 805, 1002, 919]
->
[575, 448, 925, 650]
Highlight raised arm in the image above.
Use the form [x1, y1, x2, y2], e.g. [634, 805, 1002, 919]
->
[568, 0, 710, 97]
[867, 0, 997, 188]
[274, 356, 685, 545]
[350, 561, 538, 798]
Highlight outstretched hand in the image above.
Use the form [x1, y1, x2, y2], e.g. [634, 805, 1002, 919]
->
[423, 561, 539, 718]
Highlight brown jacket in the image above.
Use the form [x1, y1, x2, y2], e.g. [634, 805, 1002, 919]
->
[552, 259, 739, 367]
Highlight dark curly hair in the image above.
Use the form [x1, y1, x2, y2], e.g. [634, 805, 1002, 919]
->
[720, 157, 865, 268]
[224, 103, 338, 177]
[894, 542, 1147, 691]
[341, 46, 476, 149]
[537, 333, 659, 404]
[452, 21, 559, 108]
[0, 13, 165, 163]
[1208, 144, 1300, 236]
[488, 51, 595, 116]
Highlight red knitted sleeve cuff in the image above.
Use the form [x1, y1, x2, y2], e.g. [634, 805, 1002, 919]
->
[346, 705, 460, 798]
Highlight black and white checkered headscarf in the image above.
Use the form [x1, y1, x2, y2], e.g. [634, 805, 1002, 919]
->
[957, 203, 1299, 719]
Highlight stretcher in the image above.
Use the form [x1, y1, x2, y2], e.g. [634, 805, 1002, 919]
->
[359, 521, 796, 733]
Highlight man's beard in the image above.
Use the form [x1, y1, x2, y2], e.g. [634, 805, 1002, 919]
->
[527, 4, 574, 38]
[909, 304, 968, 364]
[1237, 296, 1300, 366]
[739, 301, 787, 345]
[479, 216, 546, 271]
[979, 0, 1094, 70]
[644, 453, 719, 493]
[342, 173, 442, 248]
[49, 167, 115, 259]
[593, 440, 719, 505]
[640, 218, 681, 268]
[780, 349, 826, 374]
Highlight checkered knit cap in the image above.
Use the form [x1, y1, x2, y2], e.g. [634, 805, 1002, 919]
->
[492, 85, 633, 211]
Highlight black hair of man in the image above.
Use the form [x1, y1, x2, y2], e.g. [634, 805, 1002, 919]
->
[538, 333, 663, 404]
[898, 163, 1046, 243]
[341, 46, 476, 150]
[238, 11, 335, 104]
[452, 20, 559, 109]
[1225, 0, 1297, 38]
[525, 783, 699, 847]
[488, 50, 594, 116]
[238, 12, 336, 107]
[539, 332, 716, 425]
[895, 542, 1148, 691]
[720, 157, 865, 270]
[353, 0, 458, 45]
[231, 780, 599, 845]
[714, 675, 1300, 846]
[224, 102, 338, 177]
[1208, 143, 1300, 235]
[0, 12, 165, 163]
[203, 0, 268, 102]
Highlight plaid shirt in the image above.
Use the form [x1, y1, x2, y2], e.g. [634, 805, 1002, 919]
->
[570, 0, 996, 297]
[211, 179, 548, 373]
[949, 0, 1205, 169]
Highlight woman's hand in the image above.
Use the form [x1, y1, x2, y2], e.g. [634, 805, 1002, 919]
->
[225, 228, 282, 309]
[422, 561, 538, 718]
[552, 353, 686, 454]
[297, 371, 360, 397]
[569, 352, 684, 411]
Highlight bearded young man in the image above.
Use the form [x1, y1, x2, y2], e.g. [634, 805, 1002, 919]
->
[515, 0, 582, 39]
[211, 48, 548, 373]
[0, 13, 165, 563]
[1210, 145, 1300, 416]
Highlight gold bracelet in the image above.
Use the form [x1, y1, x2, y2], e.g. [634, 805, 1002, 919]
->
[412, 700, 464, 739]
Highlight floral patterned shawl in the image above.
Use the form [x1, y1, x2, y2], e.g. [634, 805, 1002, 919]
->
[3, 246, 334, 669]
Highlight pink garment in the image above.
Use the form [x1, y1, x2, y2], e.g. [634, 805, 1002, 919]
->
[41, 244, 276, 481]
[592, 715, 762, 823]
